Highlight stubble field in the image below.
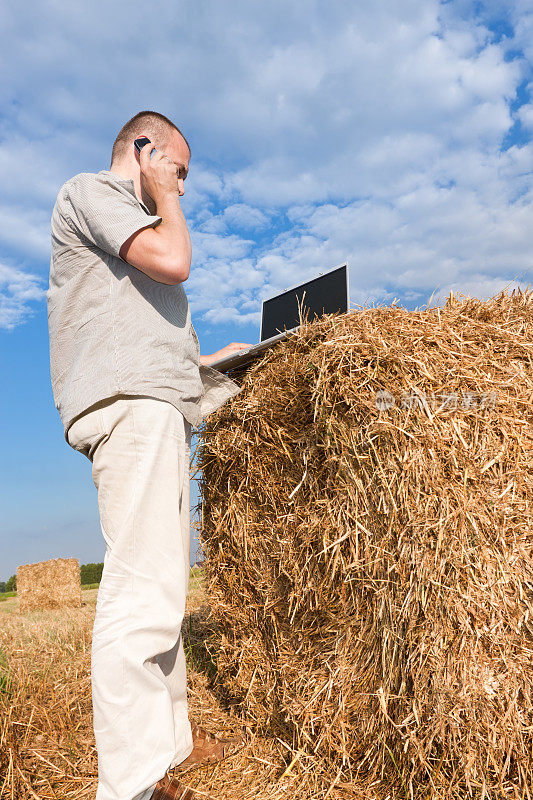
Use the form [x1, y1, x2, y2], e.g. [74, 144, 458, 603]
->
[0, 568, 360, 800]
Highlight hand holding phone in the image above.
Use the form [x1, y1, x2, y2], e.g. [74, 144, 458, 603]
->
[134, 135, 182, 207]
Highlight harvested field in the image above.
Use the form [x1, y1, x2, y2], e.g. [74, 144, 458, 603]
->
[199, 290, 533, 799]
[17, 558, 82, 613]
[1, 568, 351, 800]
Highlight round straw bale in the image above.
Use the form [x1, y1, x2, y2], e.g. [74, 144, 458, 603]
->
[199, 289, 533, 798]
[17, 558, 82, 612]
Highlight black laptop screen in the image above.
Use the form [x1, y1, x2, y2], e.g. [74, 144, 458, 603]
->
[260, 264, 348, 341]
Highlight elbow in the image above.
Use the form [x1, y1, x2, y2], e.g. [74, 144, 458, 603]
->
[163, 256, 191, 285]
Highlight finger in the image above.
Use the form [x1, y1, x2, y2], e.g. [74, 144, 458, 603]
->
[150, 151, 176, 170]
[139, 142, 156, 169]
[148, 148, 165, 164]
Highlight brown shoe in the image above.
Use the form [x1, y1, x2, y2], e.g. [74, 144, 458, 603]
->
[151, 773, 198, 799]
[178, 720, 245, 768]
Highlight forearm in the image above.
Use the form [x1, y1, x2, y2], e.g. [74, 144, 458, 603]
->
[119, 140, 193, 285]
[153, 191, 192, 281]
[119, 192, 192, 285]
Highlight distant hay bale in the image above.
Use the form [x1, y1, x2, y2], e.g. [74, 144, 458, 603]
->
[17, 558, 82, 612]
[199, 289, 533, 798]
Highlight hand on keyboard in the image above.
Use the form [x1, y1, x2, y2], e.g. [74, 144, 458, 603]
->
[200, 342, 253, 367]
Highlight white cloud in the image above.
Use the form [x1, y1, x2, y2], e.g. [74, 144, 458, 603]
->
[0, 263, 46, 330]
[191, 231, 254, 260]
[430, 275, 527, 305]
[0, 204, 51, 258]
[196, 204, 271, 234]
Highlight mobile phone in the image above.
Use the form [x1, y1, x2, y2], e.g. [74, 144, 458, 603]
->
[134, 136, 156, 157]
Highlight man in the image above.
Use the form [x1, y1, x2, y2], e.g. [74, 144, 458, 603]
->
[47, 111, 251, 800]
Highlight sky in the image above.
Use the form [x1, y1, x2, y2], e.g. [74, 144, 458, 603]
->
[1, 0, 532, 579]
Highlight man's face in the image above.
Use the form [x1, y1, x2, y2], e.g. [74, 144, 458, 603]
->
[161, 129, 190, 196]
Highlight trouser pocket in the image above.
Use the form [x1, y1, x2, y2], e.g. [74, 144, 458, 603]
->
[66, 404, 107, 461]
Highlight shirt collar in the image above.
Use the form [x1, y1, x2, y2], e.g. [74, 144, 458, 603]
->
[98, 170, 151, 213]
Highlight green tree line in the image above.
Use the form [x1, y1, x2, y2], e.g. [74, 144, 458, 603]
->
[80, 562, 104, 585]
[0, 575, 16, 593]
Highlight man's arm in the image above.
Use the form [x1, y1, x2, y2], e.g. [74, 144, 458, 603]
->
[119, 145, 191, 285]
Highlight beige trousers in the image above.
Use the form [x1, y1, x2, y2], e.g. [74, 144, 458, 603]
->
[67, 395, 194, 800]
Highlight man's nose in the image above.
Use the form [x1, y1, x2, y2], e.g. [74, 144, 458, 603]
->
[178, 178, 185, 196]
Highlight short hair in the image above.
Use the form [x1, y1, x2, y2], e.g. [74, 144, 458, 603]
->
[110, 111, 191, 165]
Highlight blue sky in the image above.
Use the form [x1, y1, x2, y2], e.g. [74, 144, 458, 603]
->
[1, 0, 532, 579]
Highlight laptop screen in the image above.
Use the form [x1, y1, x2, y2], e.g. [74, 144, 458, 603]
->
[260, 263, 348, 341]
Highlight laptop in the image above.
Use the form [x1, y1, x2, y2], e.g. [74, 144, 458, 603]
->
[210, 262, 349, 373]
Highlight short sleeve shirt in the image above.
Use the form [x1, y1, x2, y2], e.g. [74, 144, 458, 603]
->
[47, 170, 240, 442]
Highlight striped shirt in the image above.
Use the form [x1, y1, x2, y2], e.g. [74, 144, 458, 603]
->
[47, 169, 240, 442]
